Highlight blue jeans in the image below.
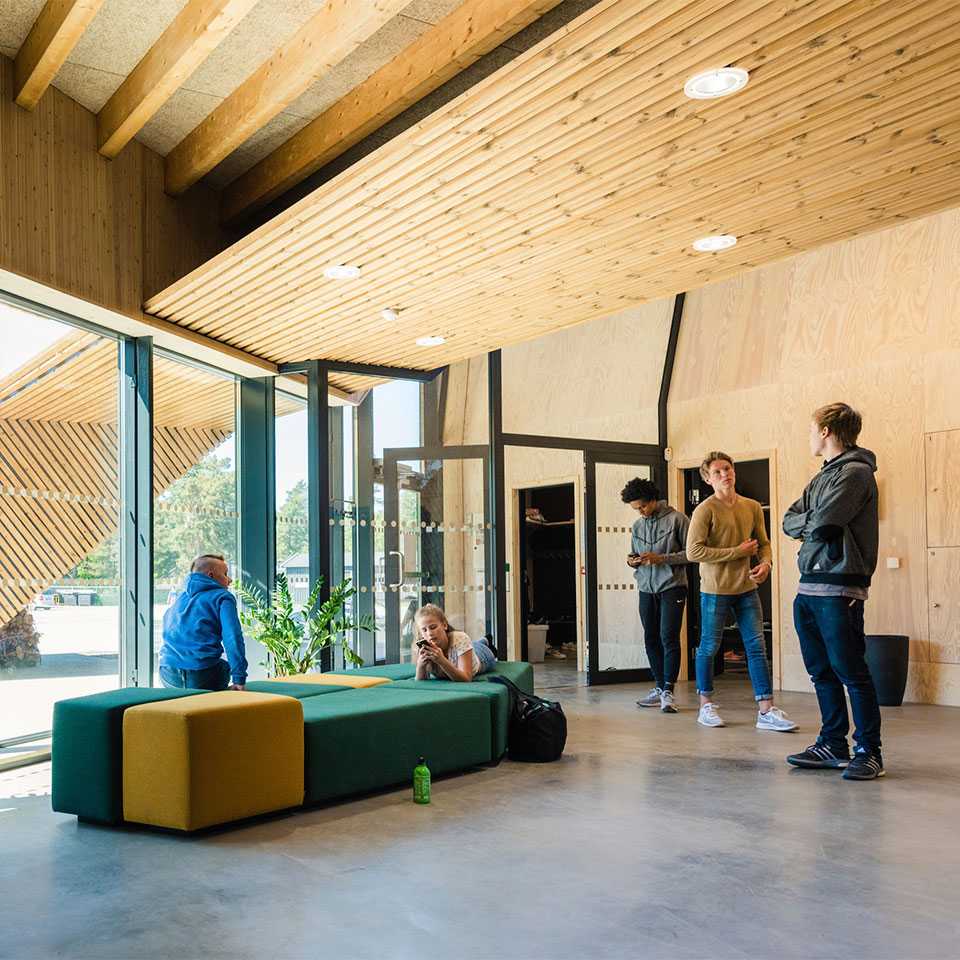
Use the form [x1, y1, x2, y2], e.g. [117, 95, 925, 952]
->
[472, 639, 496, 675]
[697, 590, 772, 701]
[160, 659, 230, 691]
[793, 594, 881, 753]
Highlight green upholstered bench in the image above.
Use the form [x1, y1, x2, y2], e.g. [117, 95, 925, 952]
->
[478, 660, 534, 695]
[301, 687, 491, 804]
[52, 686, 206, 824]
[329, 663, 417, 680]
[244, 680, 353, 699]
[384, 680, 509, 761]
[330, 659, 534, 693]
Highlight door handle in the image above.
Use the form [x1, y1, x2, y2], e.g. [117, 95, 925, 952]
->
[388, 549, 405, 589]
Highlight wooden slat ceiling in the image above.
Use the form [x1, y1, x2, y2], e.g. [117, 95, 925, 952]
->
[142, 0, 960, 393]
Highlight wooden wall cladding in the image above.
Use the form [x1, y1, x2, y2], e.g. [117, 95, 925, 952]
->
[0, 55, 229, 321]
[924, 430, 960, 549]
[668, 206, 960, 702]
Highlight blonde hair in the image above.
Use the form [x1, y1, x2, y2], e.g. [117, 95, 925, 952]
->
[813, 403, 862, 449]
[414, 603, 449, 630]
[700, 451, 734, 482]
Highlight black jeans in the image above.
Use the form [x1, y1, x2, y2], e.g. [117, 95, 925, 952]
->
[159, 659, 231, 691]
[637, 587, 686, 690]
[793, 594, 882, 753]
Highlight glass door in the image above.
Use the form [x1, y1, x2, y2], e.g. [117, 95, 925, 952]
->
[380, 447, 490, 664]
[585, 450, 664, 685]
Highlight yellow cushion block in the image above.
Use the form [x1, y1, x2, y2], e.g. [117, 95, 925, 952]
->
[123, 691, 304, 831]
[274, 673, 391, 689]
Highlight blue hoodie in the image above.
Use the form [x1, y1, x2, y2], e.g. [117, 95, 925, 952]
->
[160, 573, 248, 684]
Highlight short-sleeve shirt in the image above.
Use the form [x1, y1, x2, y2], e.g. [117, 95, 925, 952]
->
[427, 630, 478, 679]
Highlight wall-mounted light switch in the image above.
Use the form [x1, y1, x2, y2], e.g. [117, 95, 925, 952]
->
[886, 557, 900, 569]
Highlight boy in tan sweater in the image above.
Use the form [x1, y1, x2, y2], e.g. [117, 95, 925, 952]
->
[686, 452, 796, 732]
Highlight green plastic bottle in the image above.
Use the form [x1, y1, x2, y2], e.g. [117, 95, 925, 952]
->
[413, 756, 431, 804]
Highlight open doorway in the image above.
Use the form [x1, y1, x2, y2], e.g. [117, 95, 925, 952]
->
[680, 458, 773, 682]
[517, 483, 577, 676]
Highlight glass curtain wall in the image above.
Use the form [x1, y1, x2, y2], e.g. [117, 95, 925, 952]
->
[275, 393, 309, 605]
[0, 302, 121, 742]
[152, 354, 238, 684]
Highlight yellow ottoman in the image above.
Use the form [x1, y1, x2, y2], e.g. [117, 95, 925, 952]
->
[123, 691, 304, 831]
[274, 672, 391, 689]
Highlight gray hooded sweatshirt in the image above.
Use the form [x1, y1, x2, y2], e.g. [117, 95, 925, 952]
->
[782, 446, 878, 587]
[630, 501, 690, 593]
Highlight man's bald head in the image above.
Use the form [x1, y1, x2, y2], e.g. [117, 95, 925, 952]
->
[191, 554, 230, 587]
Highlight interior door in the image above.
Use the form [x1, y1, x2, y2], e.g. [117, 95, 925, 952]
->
[585, 449, 664, 685]
[380, 446, 490, 664]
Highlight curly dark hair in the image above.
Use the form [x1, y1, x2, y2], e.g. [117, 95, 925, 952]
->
[620, 477, 660, 504]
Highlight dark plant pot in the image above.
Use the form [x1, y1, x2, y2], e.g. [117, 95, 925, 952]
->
[864, 635, 909, 706]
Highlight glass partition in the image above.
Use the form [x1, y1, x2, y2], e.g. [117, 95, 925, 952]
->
[152, 355, 238, 683]
[0, 303, 121, 742]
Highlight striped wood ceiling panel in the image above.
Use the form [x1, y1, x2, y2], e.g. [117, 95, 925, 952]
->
[144, 0, 960, 381]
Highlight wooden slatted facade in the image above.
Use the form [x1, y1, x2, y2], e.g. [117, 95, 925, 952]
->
[0, 332, 296, 628]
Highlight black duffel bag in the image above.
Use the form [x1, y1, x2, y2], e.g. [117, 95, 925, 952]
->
[487, 675, 567, 762]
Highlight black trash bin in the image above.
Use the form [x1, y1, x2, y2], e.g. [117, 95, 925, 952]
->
[864, 634, 909, 706]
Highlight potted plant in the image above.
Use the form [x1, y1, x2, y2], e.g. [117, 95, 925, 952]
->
[236, 573, 374, 678]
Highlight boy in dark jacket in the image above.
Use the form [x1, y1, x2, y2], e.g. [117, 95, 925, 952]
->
[160, 553, 248, 691]
[782, 403, 884, 780]
[621, 477, 689, 713]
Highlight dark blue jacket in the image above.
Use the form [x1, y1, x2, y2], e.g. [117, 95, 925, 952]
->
[782, 446, 879, 588]
[160, 573, 248, 684]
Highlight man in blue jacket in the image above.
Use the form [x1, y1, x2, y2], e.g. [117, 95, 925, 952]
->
[160, 554, 247, 691]
[782, 403, 883, 781]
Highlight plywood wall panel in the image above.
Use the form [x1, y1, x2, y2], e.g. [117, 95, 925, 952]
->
[924, 430, 960, 548]
[669, 206, 960, 704]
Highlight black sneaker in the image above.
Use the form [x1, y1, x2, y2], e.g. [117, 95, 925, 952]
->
[842, 749, 885, 781]
[786, 742, 850, 769]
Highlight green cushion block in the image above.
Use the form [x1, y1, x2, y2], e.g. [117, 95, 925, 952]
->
[327, 663, 417, 681]
[477, 660, 534, 695]
[385, 679, 509, 760]
[243, 681, 352, 699]
[301, 687, 491, 804]
[52, 686, 206, 824]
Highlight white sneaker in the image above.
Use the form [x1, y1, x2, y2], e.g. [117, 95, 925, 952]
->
[756, 706, 798, 732]
[636, 687, 662, 708]
[545, 647, 566, 659]
[660, 689, 678, 714]
[697, 702, 724, 727]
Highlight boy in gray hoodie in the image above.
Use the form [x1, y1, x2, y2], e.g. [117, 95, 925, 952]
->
[783, 403, 884, 781]
[621, 478, 690, 713]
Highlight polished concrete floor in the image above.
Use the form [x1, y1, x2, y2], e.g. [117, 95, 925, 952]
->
[2, 675, 959, 960]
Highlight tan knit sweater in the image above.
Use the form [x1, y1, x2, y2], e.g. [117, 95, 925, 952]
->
[686, 494, 772, 596]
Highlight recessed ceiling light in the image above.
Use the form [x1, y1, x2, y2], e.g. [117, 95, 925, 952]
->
[692, 234, 737, 253]
[381, 307, 399, 323]
[324, 264, 361, 280]
[416, 336, 445, 347]
[684, 67, 749, 100]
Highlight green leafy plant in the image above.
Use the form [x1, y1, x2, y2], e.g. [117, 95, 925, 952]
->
[236, 573, 373, 677]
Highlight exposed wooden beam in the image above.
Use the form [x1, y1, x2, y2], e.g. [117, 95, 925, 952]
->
[13, 0, 105, 110]
[221, 0, 564, 222]
[163, 0, 409, 196]
[97, 0, 260, 159]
